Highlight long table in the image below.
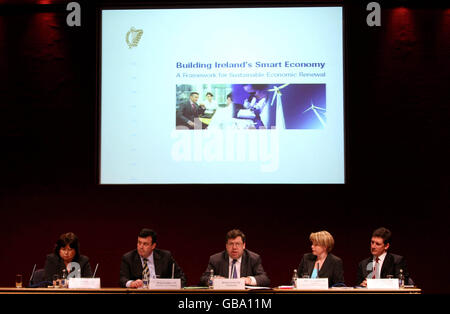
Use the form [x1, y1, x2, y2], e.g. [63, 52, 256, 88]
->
[0, 287, 422, 294]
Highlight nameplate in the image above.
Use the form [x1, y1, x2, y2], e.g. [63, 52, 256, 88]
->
[149, 278, 181, 290]
[68, 278, 101, 289]
[296, 278, 329, 290]
[367, 279, 399, 289]
[213, 278, 246, 290]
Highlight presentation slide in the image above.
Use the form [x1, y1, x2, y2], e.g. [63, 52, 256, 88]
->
[100, 7, 344, 184]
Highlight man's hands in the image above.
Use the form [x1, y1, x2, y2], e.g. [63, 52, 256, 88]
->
[130, 279, 144, 288]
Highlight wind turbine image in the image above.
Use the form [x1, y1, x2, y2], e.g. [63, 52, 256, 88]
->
[268, 84, 289, 129]
[302, 100, 327, 128]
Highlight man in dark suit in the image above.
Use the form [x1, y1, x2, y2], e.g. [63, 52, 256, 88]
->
[119, 228, 187, 288]
[200, 229, 270, 287]
[356, 227, 410, 286]
[176, 91, 206, 129]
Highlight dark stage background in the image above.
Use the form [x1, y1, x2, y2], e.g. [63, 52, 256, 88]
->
[0, 0, 449, 294]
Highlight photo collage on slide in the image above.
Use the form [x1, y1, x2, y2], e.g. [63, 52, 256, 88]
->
[175, 84, 326, 130]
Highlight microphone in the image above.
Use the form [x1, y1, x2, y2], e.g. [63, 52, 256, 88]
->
[366, 258, 377, 279]
[92, 263, 99, 278]
[28, 264, 37, 286]
[171, 263, 175, 279]
[366, 261, 373, 272]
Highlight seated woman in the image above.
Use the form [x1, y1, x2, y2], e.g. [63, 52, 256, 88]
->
[297, 230, 345, 287]
[43, 232, 93, 285]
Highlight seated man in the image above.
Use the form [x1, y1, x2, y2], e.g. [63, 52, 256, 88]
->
[200, 229, 270, 287]
[176, 91, 206, 129]
[356, 227, 411, 286]
[120, 228, 187, 288]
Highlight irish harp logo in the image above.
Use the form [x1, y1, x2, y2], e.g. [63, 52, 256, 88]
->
[126, 27, 143, 49]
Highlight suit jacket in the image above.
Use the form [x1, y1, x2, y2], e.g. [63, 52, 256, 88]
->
[356, 253, 409, 286]
[119, 249, 187, 287]
[176, 101, 205, 128]
[43, 253, 93, 284]
[200, 249, 271, 287]
[297, 253, 345, 287]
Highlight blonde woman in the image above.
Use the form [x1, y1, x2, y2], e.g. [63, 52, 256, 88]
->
[297, 230, 345, 287]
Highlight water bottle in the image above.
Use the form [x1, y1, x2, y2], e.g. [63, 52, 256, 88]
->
[398, 269, 405, 288]
[208, 269, 214, 289]
[291, 269, 298, 288]
[61, 269, 68, 288]
[143, 272, 150, 289]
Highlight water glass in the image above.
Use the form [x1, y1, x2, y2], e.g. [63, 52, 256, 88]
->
[15, 274, 22, 288]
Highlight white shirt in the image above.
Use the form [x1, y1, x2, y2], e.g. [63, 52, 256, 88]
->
[228, 257, 257, 286]
[204, 99, 217, 110]
[373, 252, 387, 279]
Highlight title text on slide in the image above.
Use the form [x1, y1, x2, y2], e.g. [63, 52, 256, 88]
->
[176, 61, 326, 70]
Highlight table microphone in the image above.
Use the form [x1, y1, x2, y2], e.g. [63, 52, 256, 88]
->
[92, 263, 99, 278]
[28, 264, 37, 286]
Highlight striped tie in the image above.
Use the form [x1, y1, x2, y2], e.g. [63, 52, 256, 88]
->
[142, 258, 149, 280]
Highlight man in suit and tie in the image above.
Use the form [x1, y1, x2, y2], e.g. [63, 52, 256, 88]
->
[356, 227, 410, 287]
[119, 228, 187, 288]
[176, 91, 206, 129]
[200, 229, 270, 287]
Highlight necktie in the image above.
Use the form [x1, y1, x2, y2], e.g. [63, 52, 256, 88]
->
[231, 259, 238, 279]
[142, 258, 149, 280]
[372, 257, 380, 279]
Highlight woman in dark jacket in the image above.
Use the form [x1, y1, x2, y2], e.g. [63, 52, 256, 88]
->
[297, 230, 345, 287]
[43, 232, 92, 284]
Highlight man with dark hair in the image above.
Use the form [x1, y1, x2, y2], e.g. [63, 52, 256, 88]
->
[356, 227, 410, 286]
[119, 228, 186, 288]
[138, 228, 157, 242]
[176, 91, 206, 129]
[199, 229, 270, 287]
[372, 227, 392, 245]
